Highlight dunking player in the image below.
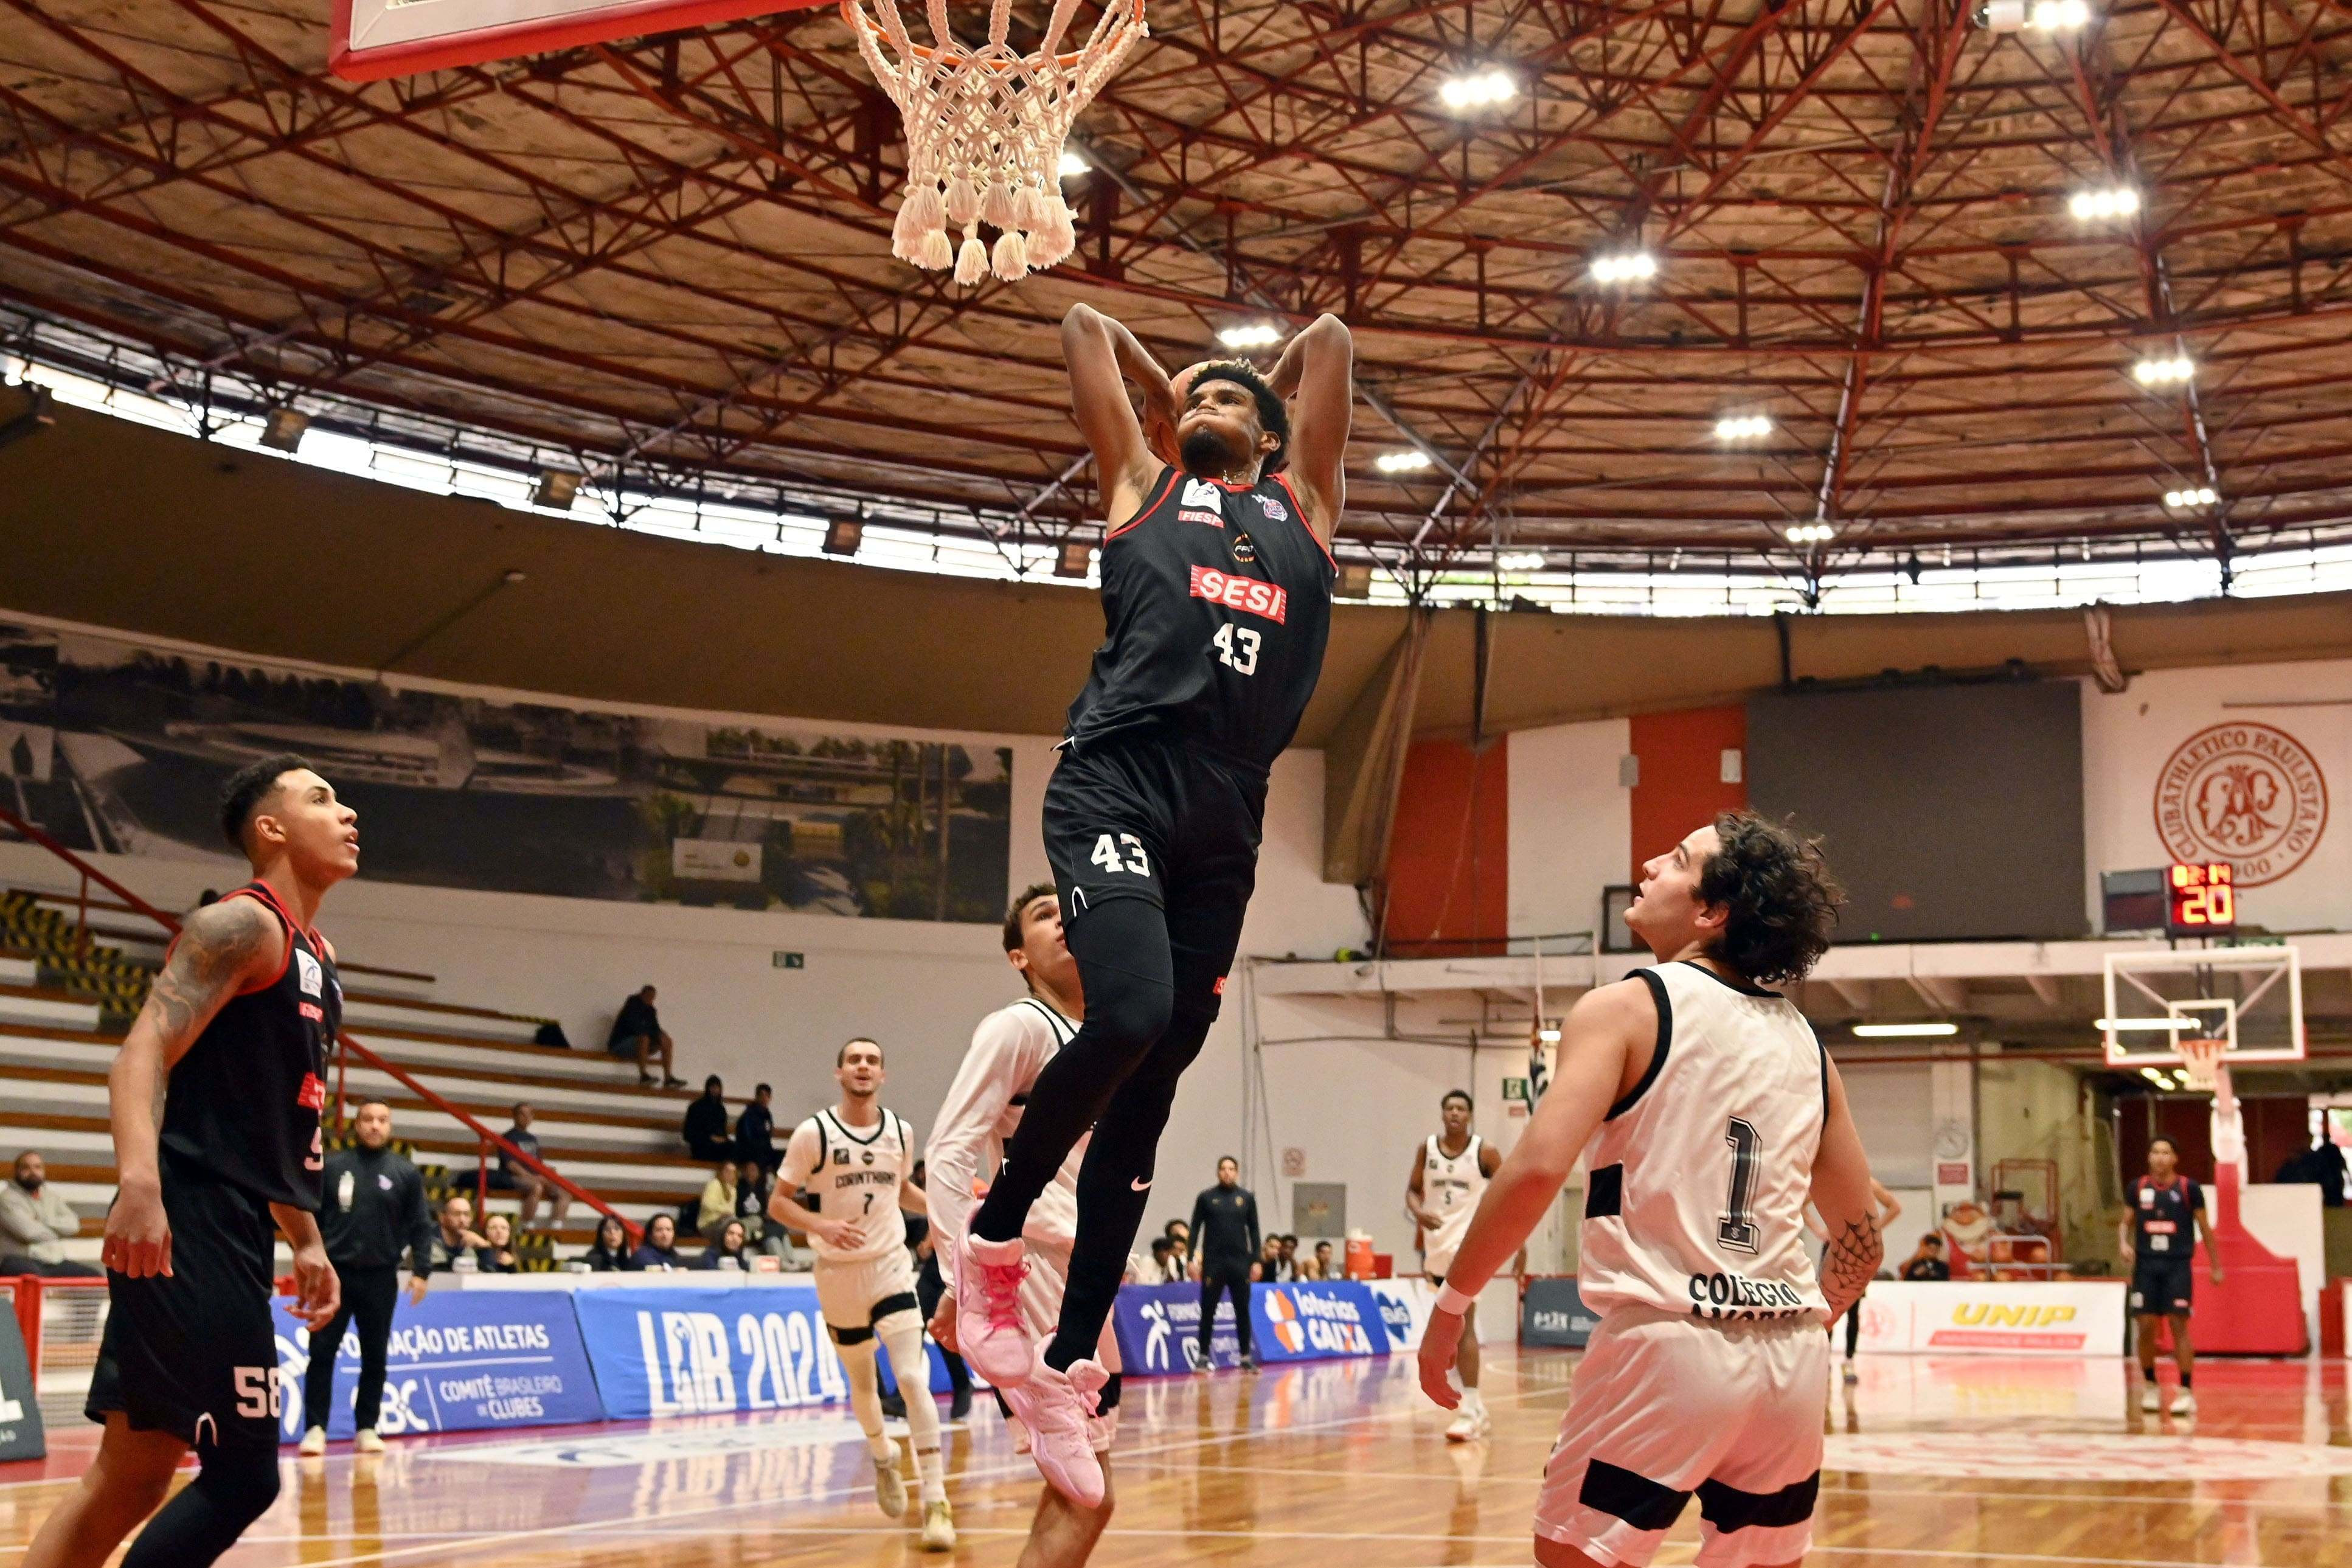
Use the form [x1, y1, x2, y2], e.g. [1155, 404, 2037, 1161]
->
[25, 755, 350, 1568]
[1405, 1088, 1512, 1441]
[955, 304, 1353, 1503]
[927, 883, 1123, 1568]
[1419, 814, 1882, 1568]
[2120, 1134, 2222, 1417]
[768, 1041, 951, 1550]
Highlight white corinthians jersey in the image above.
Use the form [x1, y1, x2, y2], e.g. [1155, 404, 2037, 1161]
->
[783, 1106, 915, 1265]
[1578, 960, 1827, 1323]
[1421, 1134, 1488, 1275]
[925, 998, 1085, 1259]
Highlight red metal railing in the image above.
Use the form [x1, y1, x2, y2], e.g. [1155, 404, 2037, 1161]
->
[0, 805, 641, 1242]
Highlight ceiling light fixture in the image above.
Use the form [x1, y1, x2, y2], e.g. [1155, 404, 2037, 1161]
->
[1715, 413, 1771, 440]
[2163, 486, 2219, 510]
[1852, 1022, 1960, 1038]
[1497, 551, 1546, 572]
[1058, 150, 1091, 179]
[1589, 251, 1659, 285]
[1438, 69, 1518, 112]
[1218, 322, 1283, 350]
[1376, 449, 1435, 474]
[2029, 0, 2092, 29]
[1785, 522, 1836, 544]
[2133, 355, 2194, 386]
[2069, 186, 2139, 221]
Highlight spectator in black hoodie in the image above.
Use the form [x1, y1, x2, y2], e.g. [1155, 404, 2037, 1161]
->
[682, 1075, 734, 1162]
[736, 1083, 779, 1176]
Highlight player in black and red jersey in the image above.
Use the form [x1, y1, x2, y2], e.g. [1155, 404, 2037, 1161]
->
[2118, 1135, 2223, 1418]
[24, 754, 352, 1568]
[954, 304, 1353, 1505]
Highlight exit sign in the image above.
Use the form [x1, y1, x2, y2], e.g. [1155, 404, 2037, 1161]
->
[1502, 1077, 1531, 1103]
[772, 951, 804, 970]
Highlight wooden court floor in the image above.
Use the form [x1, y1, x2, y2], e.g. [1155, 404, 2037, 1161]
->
[2, 1348, 2347, 1566]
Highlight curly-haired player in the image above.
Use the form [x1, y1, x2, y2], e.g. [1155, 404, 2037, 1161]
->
[1419, 813, 1879, 1568]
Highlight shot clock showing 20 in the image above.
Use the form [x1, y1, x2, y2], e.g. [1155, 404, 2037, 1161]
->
[2168, 862, 2236, 933]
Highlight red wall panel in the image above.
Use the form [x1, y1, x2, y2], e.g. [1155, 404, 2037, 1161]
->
[1628, 706, 1749, 881]
[1382, 737, 1510, 954]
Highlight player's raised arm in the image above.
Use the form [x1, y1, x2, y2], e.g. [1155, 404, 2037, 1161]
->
[1265, 313, 1353, 543]
[1063, 302, 1173, 522]
[104, 897, 282, 1279]
[1809, 1057, 1884, 1325]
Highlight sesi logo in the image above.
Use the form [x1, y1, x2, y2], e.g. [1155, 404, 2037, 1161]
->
[1188, 565, 1289, 624]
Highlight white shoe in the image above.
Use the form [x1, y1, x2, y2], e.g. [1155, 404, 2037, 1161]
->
[1842, 1359, 1859, 1385]
[2171, 1389, 2195, 1417]
[956, 1233, 1036, 1387]
[297, 1426, 327, 1456]
[873, 1452, 909, 1519]
[1444, 1403, 1491, 1443]
[353, 1428, 386, 1454]
[918, 1499, 957, 1551]
[2139, 1384, 2160, 1414]
[1000, 1348, 1108, 1508]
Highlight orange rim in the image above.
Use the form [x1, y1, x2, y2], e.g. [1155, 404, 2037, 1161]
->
[841, 0, 1143, 72]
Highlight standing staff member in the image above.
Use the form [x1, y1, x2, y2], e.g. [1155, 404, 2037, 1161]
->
[299, 1098, 434, 1455]
[1188, 1156, 1260, 1373]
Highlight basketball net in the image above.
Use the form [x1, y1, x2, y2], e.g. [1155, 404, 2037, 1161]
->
[2184, 1037, 2246, 1171]
[841, 1, 1149, 285]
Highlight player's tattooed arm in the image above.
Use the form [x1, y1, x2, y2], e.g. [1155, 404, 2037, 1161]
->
[1820, 1212, 1885, 1323]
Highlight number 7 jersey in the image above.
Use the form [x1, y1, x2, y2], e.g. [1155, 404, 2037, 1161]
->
[1577, 961, 1828, 1323]
[779, 1106, 916, 1265]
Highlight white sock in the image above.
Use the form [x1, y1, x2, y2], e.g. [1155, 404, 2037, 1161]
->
[878, 1311, 946, 1504]
[838, 1334, 890, 1455]
[1459, 1386, 1484, 1413]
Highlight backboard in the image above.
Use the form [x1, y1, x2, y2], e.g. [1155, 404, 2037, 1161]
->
[2101, 945, 2304, 1068]
[330, 0, 833, 82]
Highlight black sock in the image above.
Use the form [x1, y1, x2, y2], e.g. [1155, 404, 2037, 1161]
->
[122, 1444, 280, 1568]
[2179, 1370, 2191, 1389]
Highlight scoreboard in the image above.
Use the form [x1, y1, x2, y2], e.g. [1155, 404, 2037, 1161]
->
[2166, 862, 2235, 933]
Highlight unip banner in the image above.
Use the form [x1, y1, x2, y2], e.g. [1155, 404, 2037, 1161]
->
[1249, 1280, 1392, 1364]
[0, 1299, 44, 1460]
[572, 1285, 850, 1418]
[1111, 1282, 1246, 1376]
[272, 1288, 603, 1443]
[1521, 1277, 1601, 1348]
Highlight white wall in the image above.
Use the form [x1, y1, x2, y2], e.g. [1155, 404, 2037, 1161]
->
[2081, 658, 2350, 934]
[1507, 717, 1630, 941]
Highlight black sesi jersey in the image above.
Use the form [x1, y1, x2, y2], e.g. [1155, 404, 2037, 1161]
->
[1063, 467, 1336, 774]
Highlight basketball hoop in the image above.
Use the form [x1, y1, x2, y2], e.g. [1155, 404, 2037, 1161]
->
[841, 0, 1149, 285]
[2178, 1035, 2227, 1093]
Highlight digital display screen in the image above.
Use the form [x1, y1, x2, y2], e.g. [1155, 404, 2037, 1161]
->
[2166, 862, 2235, 932]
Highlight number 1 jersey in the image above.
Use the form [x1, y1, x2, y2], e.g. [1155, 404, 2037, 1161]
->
[1578, 961, 1829, 1323]
[1063, 466, 1335, 774]
[780, 1106, 915, 1265]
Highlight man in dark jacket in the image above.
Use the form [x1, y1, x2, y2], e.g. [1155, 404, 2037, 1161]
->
[735, 1083, 779, 1176]
[609, 983, 684, 1089]
[299, 1099, 434, 1454]
[682, 1075, 733, 1162]
[1188, 1156, 1261, 1371]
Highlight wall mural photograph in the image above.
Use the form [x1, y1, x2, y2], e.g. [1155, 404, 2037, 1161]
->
[0, 623, 1011, 923]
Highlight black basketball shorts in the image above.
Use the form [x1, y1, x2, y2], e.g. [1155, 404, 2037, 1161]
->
[88, 1157, 285, 1449]
[1042, 732, 1267, 1010]
[2130, 1257, 2194, 1317]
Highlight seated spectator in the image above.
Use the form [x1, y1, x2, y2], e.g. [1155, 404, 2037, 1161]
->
[1899, 1233, 1952, 1282]
[1278, 1233, 1299, 1277]
[582, 1213, 638, 1271]
[698, 1160, 741, 1239]
[1311, 1239, 1336, 1280]
[0, 1151, 98, 1278]
[1149, 1236, 1180, 1282]
[696, 1218, 751, 1270]
[733, 1163, 769, 1244]
[735, 1083, 778, 1176]
[475, 1212, 521, 1274]
[609, 983, 684, 1089]
[1253, 1235, 1288, 1283]
[682, 1075, 734, 1162]
[633, 1213, 684, 1271]
[484, 1103, 569, 1230]
[427, 1194, 487, 1272]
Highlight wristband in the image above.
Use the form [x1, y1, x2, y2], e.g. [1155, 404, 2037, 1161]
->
[1435, 1282, 1477, 1315]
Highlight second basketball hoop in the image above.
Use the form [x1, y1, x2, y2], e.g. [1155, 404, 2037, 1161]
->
[842, 0, 1149, 285]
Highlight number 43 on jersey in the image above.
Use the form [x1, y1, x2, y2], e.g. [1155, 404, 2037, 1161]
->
[1212, 623, 1261, 676]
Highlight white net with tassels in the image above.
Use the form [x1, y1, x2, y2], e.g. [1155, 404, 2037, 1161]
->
[841, 0, 1148, 285]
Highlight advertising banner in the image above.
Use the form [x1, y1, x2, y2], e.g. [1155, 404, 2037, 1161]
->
[1521, 1277, 1601, 1348]
[272, 1289, 603, 1443]
[1366, 1278, 1435, 1352]
[0, 1303, 44, 1460]
[1111, 1282, 1246, 1376]
[1249, 1281, 1391, 1364]
[572, 1285, 849, 1418]
[1854, 1280, 2127, 1356]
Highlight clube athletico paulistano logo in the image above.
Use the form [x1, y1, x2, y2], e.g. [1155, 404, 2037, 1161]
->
[2153, 723, 2329, 887]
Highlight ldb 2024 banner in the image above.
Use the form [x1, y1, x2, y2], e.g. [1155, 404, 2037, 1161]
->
[1112, 1281, 1391, 1376]
[272, 1289, 604, 1442]
[573, 1286, 854, 1418]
